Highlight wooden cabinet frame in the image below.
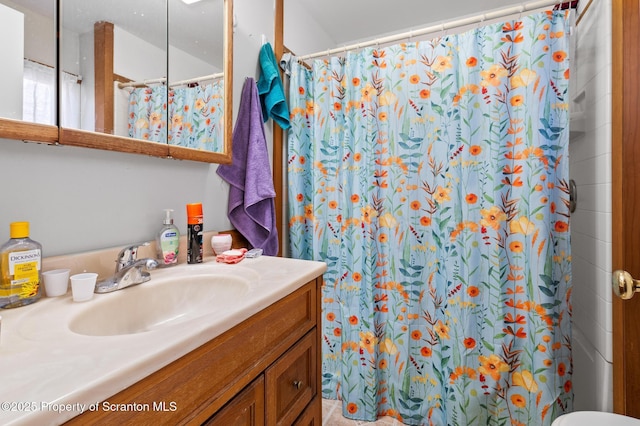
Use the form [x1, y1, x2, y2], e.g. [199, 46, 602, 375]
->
[66, 278, 322, 425]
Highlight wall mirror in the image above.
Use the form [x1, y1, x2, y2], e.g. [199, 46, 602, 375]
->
[0, 0, 58, 143]
[59, 0, 233, 163]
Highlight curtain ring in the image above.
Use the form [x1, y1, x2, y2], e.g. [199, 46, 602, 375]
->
[477, 14, 486, 30]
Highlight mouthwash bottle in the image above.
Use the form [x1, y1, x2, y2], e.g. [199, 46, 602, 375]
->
[0, 222, 42, 309]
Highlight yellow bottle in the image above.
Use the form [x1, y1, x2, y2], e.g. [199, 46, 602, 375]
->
[0, 222, 42, 308]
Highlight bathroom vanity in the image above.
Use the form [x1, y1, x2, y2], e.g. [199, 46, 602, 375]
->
[68, 277, 321, 425]
[0, 255, 326, 425]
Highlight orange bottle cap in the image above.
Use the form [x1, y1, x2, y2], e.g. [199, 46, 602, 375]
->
[186, 203, 203, 224]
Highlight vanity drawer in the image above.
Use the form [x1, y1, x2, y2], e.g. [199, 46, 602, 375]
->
[265, 329, 317, 426]
[204, 375, 265, 426]
[292, 395, 321, 426]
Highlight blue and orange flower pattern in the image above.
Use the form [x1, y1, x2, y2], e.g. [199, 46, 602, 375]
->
[127, 81, 224, 152]
[288, 10, 572, 426]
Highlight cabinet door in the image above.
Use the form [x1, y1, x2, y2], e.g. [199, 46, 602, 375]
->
[292, 395, 322, 426]
[266, 330, 317, 426]
[204, 375, 265, 426]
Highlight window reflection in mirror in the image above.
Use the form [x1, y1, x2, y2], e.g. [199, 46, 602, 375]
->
[0, 0, 56, 125]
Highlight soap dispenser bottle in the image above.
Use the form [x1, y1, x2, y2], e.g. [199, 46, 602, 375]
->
[156, 209, 180, 267]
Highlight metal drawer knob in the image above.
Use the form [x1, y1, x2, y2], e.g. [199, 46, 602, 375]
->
[293, 380, 303, 389]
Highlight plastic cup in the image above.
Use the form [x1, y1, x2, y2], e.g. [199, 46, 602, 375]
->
[42, 269, 71, 297]
[211, 234, 233, 255]
[70, 273, 98, 302]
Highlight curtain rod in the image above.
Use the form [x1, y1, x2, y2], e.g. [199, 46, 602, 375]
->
[117, 72, 224, 89]
[170, 72, 224, 88]
[297, 0, 574, 61]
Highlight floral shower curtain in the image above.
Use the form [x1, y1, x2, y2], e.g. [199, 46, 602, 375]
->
[168, 81, 225, 151]
[127, 80, 224, 150]
[127, 85, 167, 142]
[288, 9, 572, 426]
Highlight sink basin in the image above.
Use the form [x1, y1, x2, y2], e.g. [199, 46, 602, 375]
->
[552, 412, 640, 425]
[69, 274, 252, 336]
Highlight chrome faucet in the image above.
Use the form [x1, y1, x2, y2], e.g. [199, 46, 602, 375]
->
[95, 243, 159, 293]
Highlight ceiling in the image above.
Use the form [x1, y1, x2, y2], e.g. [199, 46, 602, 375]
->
[9, 0, 543, 67]
[8, 0, 224, 67]
[62, 0, 223, 67]
[296, 0, 534, 46]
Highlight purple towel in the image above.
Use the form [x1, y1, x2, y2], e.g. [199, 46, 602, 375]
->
[217, 78, 279, 255]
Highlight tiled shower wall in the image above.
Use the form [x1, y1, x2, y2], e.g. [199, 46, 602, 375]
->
[569, 0, 613, 411]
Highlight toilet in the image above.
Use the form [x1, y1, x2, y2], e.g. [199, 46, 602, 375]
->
[552, 411, 640, 425]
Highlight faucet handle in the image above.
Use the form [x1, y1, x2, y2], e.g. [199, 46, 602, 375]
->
[116, 242, 150, 271]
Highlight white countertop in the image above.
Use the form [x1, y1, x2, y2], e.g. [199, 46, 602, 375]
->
[0, 255, 326, 425]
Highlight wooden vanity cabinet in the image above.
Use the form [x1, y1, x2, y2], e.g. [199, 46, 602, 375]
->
[265, 330, 317, 425]
[204, 376, 265, 425]
[66, 277, 322, 425]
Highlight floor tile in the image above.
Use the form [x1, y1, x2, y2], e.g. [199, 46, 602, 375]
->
[322, 399, 402, 425]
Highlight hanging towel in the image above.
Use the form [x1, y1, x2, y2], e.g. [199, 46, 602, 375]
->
[217, 78, 279, 256]
[257, 42, 290, 130]
[279, 52, 293, 76]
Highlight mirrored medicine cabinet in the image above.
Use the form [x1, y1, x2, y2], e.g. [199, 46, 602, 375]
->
[0, 0, 233, 164]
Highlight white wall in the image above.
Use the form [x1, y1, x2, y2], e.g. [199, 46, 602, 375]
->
[0, 141, 230, 257]
[284, 1, 336, 56]
[169, 47, 220, 82]
[3, 0, 54, 66]
[0, 3, 24, 120]
[231, 0, 277, 168]
[0, 0, 275, 258]
[20, 4, 55, 67]
[569, 0, 613, 412]
[79, 32, 95, 133]
[114, 27, 166, 81]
